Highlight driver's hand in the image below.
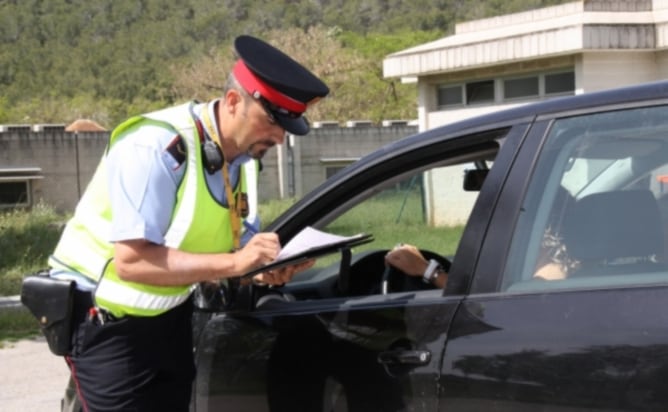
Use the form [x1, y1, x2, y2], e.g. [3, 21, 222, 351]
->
[385, 244, 429, 277]
[252, 259, 316, 286]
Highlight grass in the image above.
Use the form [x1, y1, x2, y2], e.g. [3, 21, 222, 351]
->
[1, 195, 464, 342]
[257, 197, 299, 224]
[0, 202, 67, 342]
[0, 307, 41, 346]
[326, 193, 463, 254]
[262, 186, 465, 253]
[272, 190, 465, 269]
[0, 202, 66, 296]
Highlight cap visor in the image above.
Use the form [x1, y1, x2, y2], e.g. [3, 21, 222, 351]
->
[275, 113, 310, 136]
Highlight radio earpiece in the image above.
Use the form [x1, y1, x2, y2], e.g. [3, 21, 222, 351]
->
[202, 140, 224, 174]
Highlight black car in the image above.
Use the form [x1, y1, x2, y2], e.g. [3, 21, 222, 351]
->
[189, 80, 668, 411]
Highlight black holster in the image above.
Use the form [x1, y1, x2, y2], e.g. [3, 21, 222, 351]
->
[20, 271, 76, 356]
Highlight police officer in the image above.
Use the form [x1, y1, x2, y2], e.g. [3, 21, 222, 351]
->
[48, 35, 328, 411]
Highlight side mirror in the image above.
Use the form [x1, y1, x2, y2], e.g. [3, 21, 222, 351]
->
[463, 169, 489, 191]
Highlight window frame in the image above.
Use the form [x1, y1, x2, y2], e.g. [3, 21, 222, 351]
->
[435, 69, 576, 111]
[0, 167, 43, 209]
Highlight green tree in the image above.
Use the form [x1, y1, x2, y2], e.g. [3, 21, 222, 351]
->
[0, 0, 574, 125]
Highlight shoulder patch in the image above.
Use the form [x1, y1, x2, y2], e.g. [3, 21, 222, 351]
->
[164, 135, 187, 170]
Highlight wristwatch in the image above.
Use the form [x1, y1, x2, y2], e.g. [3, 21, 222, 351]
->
[422, 259, 441, 284]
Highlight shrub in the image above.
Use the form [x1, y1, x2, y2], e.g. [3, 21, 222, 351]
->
[0, 202, 66, 296]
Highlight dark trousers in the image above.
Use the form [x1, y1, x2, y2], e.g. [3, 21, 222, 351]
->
[66, 295, 195, 412]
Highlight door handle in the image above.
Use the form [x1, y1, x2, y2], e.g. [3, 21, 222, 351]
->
[377, 349, 431, 366]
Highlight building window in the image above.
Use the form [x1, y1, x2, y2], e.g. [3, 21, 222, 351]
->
[320, 158, 359, 180]
[0, 167, 43, 209]
[0, 181, 29, 206]
[437, 85, 463, 108]
[545, 72, 575, 95]
[326, 166, 346, 179]
[504, 76, 539, 99]
[436, 70, 575, 111]
[466, 80, 495, 104]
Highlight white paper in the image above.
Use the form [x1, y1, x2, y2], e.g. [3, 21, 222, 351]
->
[277, 226, 363, 260]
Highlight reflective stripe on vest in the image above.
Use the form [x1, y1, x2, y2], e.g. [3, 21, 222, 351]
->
[93, 261, 196, 317]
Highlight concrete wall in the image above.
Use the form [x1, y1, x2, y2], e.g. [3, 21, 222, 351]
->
[424, 165, 481, 225]
[0, 124, 416, 212]
[0, 130, 107, 212]
[584, 0, 653, 11]
[283, 124, 413, 198]
[658, 50, 668, 75]
[580, 51, 660, 92]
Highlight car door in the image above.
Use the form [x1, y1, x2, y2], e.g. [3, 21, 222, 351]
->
[192, 124, 531, 412]
[439, 103, 668, 411]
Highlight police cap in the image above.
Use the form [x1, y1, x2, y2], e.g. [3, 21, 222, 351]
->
[233, 35, 329, 136]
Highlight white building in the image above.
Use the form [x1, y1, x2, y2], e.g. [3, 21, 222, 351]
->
[383, 0, 668, 225]
[385, 0, 668, 131]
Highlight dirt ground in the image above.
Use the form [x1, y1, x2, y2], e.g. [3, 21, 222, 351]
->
[0, 336, 70, 412]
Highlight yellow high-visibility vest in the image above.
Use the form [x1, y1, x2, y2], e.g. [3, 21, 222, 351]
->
[49, 102, 248, 317]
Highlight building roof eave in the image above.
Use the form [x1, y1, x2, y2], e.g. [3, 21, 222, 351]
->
[383, 26, 585, 78]
[384, 3, 668, 79]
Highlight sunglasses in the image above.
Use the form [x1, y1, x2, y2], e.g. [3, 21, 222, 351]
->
[253, 93, 302, 121]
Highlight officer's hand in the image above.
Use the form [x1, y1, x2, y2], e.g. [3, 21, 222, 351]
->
[233, 232, 281, 275]
[253, 259, 316, 286]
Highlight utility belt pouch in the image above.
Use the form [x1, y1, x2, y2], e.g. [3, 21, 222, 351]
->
[20, 271, 75, 356]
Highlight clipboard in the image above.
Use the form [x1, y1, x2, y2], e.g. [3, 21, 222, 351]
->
[241, 228, 373, 279]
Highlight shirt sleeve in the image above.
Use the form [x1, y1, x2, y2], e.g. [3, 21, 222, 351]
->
[106, 121, 185, 245]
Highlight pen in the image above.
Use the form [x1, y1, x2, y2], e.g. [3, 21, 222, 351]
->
[243, 220, 259, 236]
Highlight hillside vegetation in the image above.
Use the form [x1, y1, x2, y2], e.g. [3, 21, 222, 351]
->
[0, 0, 569, 127]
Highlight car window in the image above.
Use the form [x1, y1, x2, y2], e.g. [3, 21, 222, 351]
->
[503, 104, 668, 293]
[313, 160, 486, 296]
[274, 128, 508, 301]
[322, 167, 469, 259]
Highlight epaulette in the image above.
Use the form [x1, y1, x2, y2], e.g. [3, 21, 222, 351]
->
[164, 135, 187, 168]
